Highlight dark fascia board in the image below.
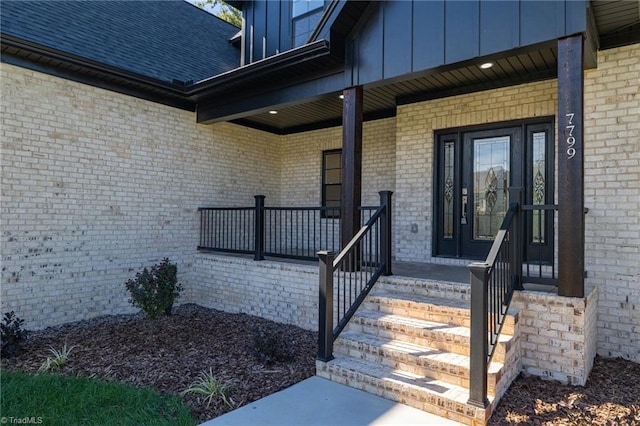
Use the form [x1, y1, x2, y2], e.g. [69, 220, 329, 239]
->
[196, 69, 345, 123]
[1, 34, 188, 97]
[186, 40, 331, 100]
[231, 107, 396, 136]
[1, 51, 196, 111]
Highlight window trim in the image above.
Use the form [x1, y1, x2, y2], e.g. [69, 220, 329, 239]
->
[291, 1, 324, 48]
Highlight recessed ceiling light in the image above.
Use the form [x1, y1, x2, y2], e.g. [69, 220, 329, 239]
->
[339, 94, 344, 99]
[268, 110, 278, 114]
[479, 62, 494, 69]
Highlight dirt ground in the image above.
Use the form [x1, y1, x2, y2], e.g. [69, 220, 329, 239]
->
[2, 304, 639, 425]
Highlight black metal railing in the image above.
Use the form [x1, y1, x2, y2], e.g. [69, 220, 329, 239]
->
[198, 195, 343, 261]
[467, 200, 522, 408]
[198, 206, 256, 255]
[317, 191, 393, 362]
[522, 204, 558, 286]
[263, 206, 341, 260]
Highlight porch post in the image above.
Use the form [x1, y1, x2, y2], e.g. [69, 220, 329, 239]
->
[254, 195, 265, 261]
[341, 86, 363, 249]
[317, 250, 335, 362]
[557, 35, 585, 298]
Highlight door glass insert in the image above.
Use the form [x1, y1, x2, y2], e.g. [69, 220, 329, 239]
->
[473, 136, 510, 240]
[443, 141, 455, 239]
[531, 131, 546, 243]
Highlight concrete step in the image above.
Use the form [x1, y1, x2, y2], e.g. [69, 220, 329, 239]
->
[334, 331, 505, 396]
[376, 276, 472, 302]
[345, 309, 515, 364]
[363, 291, 518, 336]
[316, 355, 492, 426]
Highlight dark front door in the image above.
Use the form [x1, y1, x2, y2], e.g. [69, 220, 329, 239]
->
[434, 120, 554, 260]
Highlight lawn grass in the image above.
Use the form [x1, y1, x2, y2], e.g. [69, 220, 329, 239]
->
[0, 371, 197, 426]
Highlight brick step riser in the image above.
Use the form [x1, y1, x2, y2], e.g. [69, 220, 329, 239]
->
[333, 340, 503, 397]
[375, 281, 473, 302]
[316, 362, 490, 426]
[344, 318, 511, 363]
[363, 299, 517, 335]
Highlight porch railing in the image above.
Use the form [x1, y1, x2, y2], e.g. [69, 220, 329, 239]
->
[198, 196, 342, 261]
[522, 204, 558, 286]
[317, 191, 393, 362]
[467, 200, 522, 408]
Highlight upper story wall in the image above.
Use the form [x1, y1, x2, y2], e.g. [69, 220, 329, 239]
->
[240, 0, 588, 84]
[242, 0, 331, 64]
[347, 0, 588, 87]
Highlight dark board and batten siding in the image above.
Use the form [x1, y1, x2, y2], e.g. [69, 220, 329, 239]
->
[347, 0, 588, 87]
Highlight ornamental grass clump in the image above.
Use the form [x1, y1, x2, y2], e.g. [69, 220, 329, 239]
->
[125, 258, 183, 320]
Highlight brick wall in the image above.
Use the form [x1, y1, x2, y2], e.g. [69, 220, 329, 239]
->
[511, 288, 598, 385]
[279, 117, 396, 206]
[191, 254, 319, 331]
[394, 80, 558, 262]
[584, 43, 640, 362]
[0, 63, 281, 328]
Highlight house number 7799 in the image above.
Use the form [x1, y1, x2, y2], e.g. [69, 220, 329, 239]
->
[566, 113, 576, 160]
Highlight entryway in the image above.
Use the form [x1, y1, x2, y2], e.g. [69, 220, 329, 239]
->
[433, 119, 554, 261]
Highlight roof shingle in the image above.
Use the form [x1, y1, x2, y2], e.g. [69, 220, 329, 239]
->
[1, 0, 241, 83]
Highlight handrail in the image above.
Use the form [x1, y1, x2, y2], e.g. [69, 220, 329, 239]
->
[317, 191, 393, 362]
[467, 200, 522, 409]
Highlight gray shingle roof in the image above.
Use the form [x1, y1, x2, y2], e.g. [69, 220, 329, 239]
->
[1, 0, 241, 83]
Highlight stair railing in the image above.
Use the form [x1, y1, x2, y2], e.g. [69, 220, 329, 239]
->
[317, 191, 392, 362]
[467, 190, 524, 408]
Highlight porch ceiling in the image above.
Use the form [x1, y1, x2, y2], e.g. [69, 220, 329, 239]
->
[232, 0, 640, 135]
[232, 45, 559, 134]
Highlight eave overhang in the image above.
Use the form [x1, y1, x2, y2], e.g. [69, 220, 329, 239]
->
[186, 40, 333, 102]
[1, 34, 194, 111]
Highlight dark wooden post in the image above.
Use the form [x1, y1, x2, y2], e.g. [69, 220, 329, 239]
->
[254, 195, 265, 261]
[341, 86, 363, 248]
[379, 191, 393, 276]
[557, 35, 585, 298]
[317, 250, 335, 362]
[468, 262, 490, 409]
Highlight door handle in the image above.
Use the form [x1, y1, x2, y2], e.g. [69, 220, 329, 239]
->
[461, 187, 468, 225]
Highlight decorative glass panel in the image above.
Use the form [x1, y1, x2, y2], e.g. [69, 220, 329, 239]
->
[443, 141, 454, 239]
[473, 136, 510, 240]
[532, 132, 546, 243]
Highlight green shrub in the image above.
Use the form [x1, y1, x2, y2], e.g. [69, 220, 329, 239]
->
[125, 258, 183, 320]
[250, 326, 295, 365]
[1, 311, 28, 358]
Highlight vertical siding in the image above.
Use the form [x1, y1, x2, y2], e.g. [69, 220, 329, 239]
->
[520, 1, 565, 46]
[444, 1, 480, 64]
[480, 1, 520, 56]
[348, 0, 587, 86]
[383, 1, 412, 78]
[412, 1, 445, 71]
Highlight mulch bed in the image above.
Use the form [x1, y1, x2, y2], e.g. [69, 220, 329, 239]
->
[489, 356, 640, 425]
[2, 304, 639, 425]
[0, 304, 317, 422]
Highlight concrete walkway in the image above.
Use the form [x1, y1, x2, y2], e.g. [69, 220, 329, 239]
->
[201, 376, 463, 426]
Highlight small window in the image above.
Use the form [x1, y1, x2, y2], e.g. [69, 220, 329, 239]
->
[322, 149, 341, 218]
[292, 0, 324, 47]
